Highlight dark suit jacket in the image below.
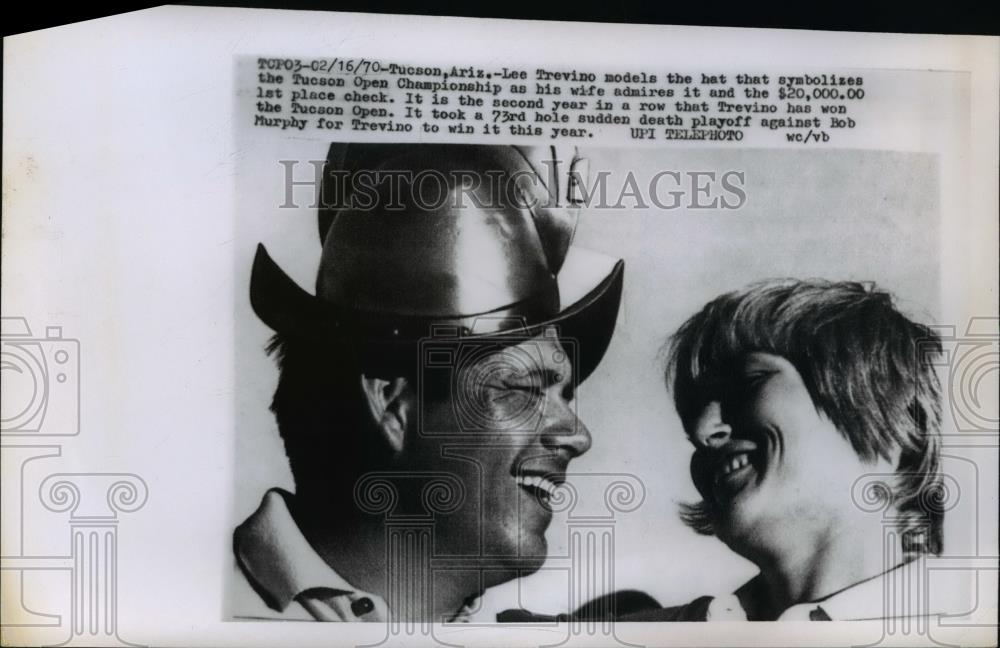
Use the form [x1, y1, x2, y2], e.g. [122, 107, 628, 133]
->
[618, 595, 714, 621]
[498, 590, 662, 622]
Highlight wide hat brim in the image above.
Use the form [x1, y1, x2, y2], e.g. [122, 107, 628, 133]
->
[250, 244, 624, 384]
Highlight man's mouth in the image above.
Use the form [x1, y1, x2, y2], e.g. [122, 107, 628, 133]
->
[514, 474, 560, 506]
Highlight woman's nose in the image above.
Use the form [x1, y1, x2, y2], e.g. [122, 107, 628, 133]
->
[692, 401, 732, 448]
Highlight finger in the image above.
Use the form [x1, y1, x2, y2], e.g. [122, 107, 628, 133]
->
[298, 595, 347, 621]
[327, 594, 360, 621]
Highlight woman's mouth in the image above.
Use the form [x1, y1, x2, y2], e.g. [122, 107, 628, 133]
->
[712, 450, 757, 501]
[690, 438, 760, 505]
[714, 452, 752, 482]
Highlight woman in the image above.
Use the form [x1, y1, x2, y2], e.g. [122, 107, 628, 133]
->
[628, 279, 948, 621]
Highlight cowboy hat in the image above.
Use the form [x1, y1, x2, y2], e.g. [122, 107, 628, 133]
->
[250, 143, 623, 383]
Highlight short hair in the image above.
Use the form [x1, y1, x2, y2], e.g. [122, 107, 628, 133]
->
[266, 333, 451, 511]
[665, 279, 945, 555]
[266, 333, 389, 510]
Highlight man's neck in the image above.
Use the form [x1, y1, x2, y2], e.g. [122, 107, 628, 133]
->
[735, 518, 904, 620]
[292, 499, 481, 622]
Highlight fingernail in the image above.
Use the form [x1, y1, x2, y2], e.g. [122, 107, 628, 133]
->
[351, 597, 374, 617]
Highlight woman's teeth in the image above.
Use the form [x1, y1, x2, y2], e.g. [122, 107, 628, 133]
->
[717, 453, 750, 478]
[515, 475, 559, 501]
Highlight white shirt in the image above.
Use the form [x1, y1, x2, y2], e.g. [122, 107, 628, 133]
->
[705, 556, 969, 621]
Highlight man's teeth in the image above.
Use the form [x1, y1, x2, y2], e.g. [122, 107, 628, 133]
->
[515, 475, 559, 499]
[719, 453, 750, 476]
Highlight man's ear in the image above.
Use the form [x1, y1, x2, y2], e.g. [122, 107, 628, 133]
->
[360, 375, 412, 455]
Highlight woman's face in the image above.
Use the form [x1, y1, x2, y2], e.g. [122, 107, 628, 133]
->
[686, 352, 892, 556]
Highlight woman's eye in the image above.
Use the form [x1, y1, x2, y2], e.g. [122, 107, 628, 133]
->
[738, 372, 771, 393]
[718, 373, 763, 401]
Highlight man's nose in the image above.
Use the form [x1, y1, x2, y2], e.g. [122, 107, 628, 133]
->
[692, 401, 732, 449]
[540, 397, 592, 457]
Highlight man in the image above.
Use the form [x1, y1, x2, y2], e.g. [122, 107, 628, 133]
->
[627, 279, 951, 621]
[232, 143, 634, 622]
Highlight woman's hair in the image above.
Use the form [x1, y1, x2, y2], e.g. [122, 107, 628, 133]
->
[665, 279, 945, 555]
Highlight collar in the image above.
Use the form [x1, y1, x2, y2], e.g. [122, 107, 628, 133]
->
[707, 556, 969, 621]
[234, 488, 359, 612]
[233, 488, 483, 622]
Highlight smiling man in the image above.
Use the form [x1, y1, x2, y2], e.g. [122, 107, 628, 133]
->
[231, 143, 628, 622]
[629, 279, 949, 621]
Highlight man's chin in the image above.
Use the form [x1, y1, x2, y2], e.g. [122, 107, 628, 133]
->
[480, 554, 547, 588]
[476, 532, 548, 583]
[518, 526, 549, 558]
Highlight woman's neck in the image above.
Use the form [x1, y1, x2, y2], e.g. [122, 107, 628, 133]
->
[736, 518, 905, 620]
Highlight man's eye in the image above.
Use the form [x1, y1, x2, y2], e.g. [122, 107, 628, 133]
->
[506, 385, 541, 400]
[484, 382, 535, 399]
[501, 379, 538, 390]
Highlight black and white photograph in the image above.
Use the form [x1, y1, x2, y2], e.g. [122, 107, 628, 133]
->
[2, 7, 997, 648]
[229, 138, 971, 626]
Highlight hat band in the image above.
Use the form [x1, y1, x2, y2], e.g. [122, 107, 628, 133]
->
[328, 279, 561, 342]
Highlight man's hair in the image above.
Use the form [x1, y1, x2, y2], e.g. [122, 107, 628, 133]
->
[266, 333, 392, 511]
[665, 279, 945, 555]
[266, 334, 452, 512]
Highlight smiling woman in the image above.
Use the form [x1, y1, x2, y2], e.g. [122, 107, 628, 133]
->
[627, 278, 947, 622]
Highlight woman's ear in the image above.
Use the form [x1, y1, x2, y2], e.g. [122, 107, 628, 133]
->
[360, 375, 412, 454]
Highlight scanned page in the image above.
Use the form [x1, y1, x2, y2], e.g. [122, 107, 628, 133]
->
[2, 7, 997, 647]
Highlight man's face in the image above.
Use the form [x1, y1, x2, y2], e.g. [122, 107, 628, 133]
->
[687, 352, 885, 556]
[401, 327, 591, 583]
